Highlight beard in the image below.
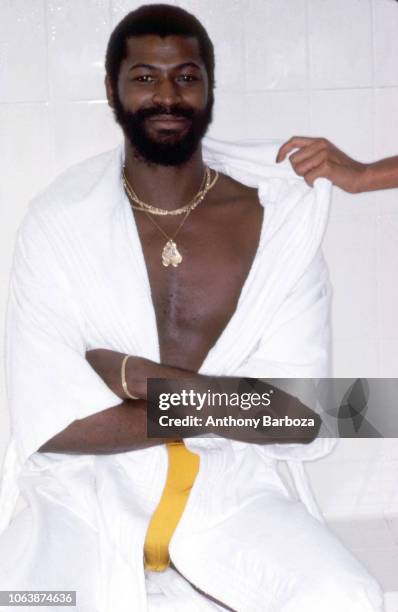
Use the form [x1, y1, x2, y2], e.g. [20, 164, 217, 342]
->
[112, 94, 213, 166]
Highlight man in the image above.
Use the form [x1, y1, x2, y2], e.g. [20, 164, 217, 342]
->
[0, 5, 383, 611]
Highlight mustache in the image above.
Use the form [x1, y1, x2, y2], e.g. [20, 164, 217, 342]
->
[132, 105, 196, 121]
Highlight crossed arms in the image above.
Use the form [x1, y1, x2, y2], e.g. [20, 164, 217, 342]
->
[38, 350, 321, 454]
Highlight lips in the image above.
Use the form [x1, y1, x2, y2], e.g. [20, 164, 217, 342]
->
[147, 114, 190, 128]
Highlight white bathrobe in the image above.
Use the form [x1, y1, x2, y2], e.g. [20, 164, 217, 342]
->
[0, 138, 383, 612]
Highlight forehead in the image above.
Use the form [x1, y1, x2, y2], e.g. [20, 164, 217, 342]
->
[123, 35, 204, 68]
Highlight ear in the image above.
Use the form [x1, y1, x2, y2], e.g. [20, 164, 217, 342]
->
[105, 75, 115, 109]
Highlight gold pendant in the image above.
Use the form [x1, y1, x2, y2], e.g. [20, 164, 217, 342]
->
[162, 240, 183, 268]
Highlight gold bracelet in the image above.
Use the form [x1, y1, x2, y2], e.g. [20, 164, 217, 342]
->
[121, 354, 139, 400]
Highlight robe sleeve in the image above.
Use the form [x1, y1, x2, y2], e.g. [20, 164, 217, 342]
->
[234, 248, 337, 461]
[5, 210, 122, 465]
[235, 249, 331, 378]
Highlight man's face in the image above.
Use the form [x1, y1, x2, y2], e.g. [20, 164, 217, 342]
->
[109, 35, 213, 166]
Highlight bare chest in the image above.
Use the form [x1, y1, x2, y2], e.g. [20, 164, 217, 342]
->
[133, 196, 264, 371]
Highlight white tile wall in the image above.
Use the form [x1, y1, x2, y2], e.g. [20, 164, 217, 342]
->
[373, 0, 398, 88]
[244, 90, 309, 139]
[243, 0, 307, 91]
[323, 213, 379, 342]
[111, 0, 176, 28]
[377, 189, 398, 215]
[333, 339, 380, 378]
[381, 340, 398, 377]
[0, 0, 48, 102]
[375, 87, 398, 158]
[47, 0, 111, 101]
[0, 103, 53, 210]
[52, 101, 121, 171]
[1, 4, 398, 596]
[177, 0, 246, 93]
[310, 89, 374, 161]
[331, 189, 381, 219]
[208, 90, 248, 141]
[380, 215, 398, 340]
[308, 0, 373, 89]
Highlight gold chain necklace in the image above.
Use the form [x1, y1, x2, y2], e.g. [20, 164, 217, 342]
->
[122, 168, 219, 268]
[122, 166, 217, 216]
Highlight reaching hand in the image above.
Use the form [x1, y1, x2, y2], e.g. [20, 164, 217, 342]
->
[276, 136, 367, 193]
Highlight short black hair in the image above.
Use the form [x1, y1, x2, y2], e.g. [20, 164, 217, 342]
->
[105, 4, 215, 96]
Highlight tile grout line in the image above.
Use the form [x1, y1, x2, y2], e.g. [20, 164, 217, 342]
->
[305, 0, 312, 134]
[43, 0, 57, 177]
[370, 0, 383, 376]
[3, 85, 398, 107]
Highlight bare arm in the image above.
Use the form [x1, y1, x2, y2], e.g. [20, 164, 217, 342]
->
[84, 350, 321, 442]
[38, 399, 169, 454]
[360, 156, 398, 192]
[38, 349, 321, 453]
[37, 352, 179, 454]
[276, 136, 398, 194]
[37, 352, 203, 454]
[37, 351, 195, 454]
[83, 348, 205, 401]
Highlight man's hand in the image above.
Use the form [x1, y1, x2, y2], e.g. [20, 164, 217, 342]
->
[276, 136, 367, 193]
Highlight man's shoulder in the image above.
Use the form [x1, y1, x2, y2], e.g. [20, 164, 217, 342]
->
[209, 166, 319, 220]
[203, 136, 331, 213]
[213, 172, 259, 206]
[29, 147, 120, 218]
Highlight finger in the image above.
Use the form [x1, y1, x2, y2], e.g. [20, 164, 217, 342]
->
[293, 150, 328, 177]
[276, 136, 316, 163]
[288, 140, 328, 166]
[303, 162, 332, 187]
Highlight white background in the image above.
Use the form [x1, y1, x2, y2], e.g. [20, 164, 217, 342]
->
[1, 0, 398, 602]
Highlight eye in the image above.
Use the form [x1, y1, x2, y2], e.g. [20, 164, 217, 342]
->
[134, 75, 154, 83]
[177, 74, 198, 83]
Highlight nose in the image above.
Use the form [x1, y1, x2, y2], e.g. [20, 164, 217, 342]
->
[152, 77, 181, 107]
